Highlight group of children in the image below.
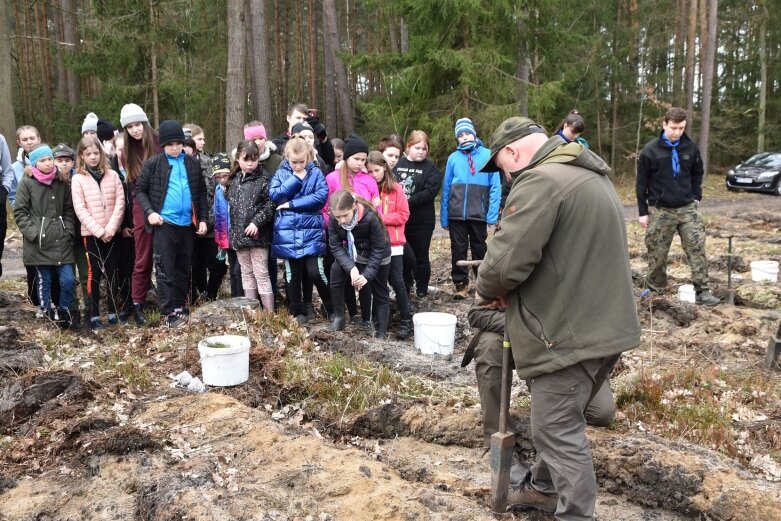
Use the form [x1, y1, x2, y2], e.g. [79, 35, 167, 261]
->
[9, 103, 546, 341]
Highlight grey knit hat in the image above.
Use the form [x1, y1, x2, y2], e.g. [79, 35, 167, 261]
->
[81, 112, 99, 134]
[120, 103, 149, 129]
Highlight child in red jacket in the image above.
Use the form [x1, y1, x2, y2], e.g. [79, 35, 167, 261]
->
[367, 151, 412, 339]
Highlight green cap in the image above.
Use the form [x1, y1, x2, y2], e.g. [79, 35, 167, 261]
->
[479, 117, 545, 172]
[52, 143, 75, 159]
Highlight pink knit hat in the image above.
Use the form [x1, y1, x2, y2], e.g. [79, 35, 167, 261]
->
[243, 124, 267, 140]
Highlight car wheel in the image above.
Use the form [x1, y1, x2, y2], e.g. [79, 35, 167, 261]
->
[726, 182, 738, 192]
[775, 181, 781, 196]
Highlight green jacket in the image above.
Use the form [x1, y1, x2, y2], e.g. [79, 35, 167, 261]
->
[475, 138, 640, 379]
[13, 171, 76, 266]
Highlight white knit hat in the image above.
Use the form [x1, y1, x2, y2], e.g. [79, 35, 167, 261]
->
[81, 112, 99, 134]
[120, 103, 149, 129]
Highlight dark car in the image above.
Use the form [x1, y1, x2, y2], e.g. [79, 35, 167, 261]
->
[725, 152, 781, 195]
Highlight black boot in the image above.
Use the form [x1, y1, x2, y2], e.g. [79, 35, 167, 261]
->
[133, 303, 148, 326]
[118, 300, 133, 324]
[329, 286, 346, 332]
[373, 303, 389, 340]
[66, 309, 82, 331]
[396, 317, 412, 340]
[329, 312, 346, 331]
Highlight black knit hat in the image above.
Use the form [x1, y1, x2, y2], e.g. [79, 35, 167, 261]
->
[96, 119, 118, 141]
[158, 120, 185, 147]
[343, 134, 369, 161]
[291, 121, 314, 135]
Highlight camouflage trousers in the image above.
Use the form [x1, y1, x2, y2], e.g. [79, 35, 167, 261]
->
[644, 202, 710, 293]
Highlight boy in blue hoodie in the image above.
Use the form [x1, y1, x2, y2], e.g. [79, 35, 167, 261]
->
[134, 120, 209, 328]
[440, 118, 501, 299]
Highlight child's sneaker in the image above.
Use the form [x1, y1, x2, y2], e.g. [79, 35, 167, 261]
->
[166, 311, 187, 329]
[90, 317, 105, 330]
[107, 313, 119, 326]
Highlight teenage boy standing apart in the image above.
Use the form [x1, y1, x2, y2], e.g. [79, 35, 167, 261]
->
[441, 118, 501, 299]
[135, 121, 208, 328]
[636, 107, 720, 306]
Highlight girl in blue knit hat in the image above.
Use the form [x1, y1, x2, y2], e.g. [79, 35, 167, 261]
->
[13, 144, 78, 329]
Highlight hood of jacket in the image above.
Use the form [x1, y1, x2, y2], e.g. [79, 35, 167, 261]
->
[511, 137, 611, 182]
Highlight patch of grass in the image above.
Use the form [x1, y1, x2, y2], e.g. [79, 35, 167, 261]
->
[283, 349, 478, 419]
[615, 365, 781, 462]
[0, 277, 25, 293]
[94, 352, 151, 391]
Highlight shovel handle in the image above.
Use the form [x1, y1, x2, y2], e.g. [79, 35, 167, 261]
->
[456, 260, 483, 267]
[498, 340, 512, 433]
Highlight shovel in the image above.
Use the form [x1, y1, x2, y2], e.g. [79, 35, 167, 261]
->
[490, 333, 514, 514]
[456, 260, 515, 514]
[765, 320, 781, 370]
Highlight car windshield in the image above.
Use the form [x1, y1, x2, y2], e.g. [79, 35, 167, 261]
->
[743, 153, 781, 168]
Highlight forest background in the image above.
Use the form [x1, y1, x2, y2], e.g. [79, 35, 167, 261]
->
[0, 0, 778, 178]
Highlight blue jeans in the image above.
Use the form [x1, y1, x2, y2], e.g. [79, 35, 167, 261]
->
[36, 264, 76, 312]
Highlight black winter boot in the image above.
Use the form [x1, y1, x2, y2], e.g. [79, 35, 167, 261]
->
[396, 317, 412, 340]
[65, 309, 82, 330]
[133, 304, 149, 326]
[329, 290, 345, 331]
[373, 303, 389, 340]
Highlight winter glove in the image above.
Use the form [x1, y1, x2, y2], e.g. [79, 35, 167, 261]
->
[306, 116, 328, 140]
[216, 248, 227, 261]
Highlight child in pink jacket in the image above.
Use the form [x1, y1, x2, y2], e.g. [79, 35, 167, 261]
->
[71, 137, 125, 329]
[323, 135, 380, 323]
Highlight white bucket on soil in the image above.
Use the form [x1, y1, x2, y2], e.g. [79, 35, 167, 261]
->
[413, 312, 457, 356]
[678, 284, 696, 303]
[750, 260, 779, 283]
[197, 335, 251, 387]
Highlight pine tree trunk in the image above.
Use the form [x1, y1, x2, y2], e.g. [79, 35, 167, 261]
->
[248, 0, 273, 126]
[400, 17, 409, 53]
[295, 3, 304, 101]
[149, 2, 159, 127]
[322, 1, 336, 136]
[757, 0, 767, 153]
[274, 0, 283, 123]
[698, 0, 718, 175]
[54, 1, 67, 104]
[0, 0, 16, 136]
[307, 0, 317, 109]
[322, 0, 352, 136]
[515, 14, 529, 117]
[685, 0, 697, 117]
[226, 0, 247, 150]
[20, 0, 33, 122]
[672, 0, 686, 104]
[61, 0, 79, 109]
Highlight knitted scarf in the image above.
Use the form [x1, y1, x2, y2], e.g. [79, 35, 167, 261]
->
[31, 166, 57, 186]
[340, 209, 359, 261]
[661, 133, 681, 179]
[457, 138, 484, 175]
[87, 165, 104, 185]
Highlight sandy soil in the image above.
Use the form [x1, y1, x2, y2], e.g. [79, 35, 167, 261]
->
[1, 189, 780, 521]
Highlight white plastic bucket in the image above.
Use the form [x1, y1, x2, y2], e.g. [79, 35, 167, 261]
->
[412, 312, 457, 355]
[678, 284, 696, 303]
[197, 335, 251, 386]
[750, 260, 779, 283]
